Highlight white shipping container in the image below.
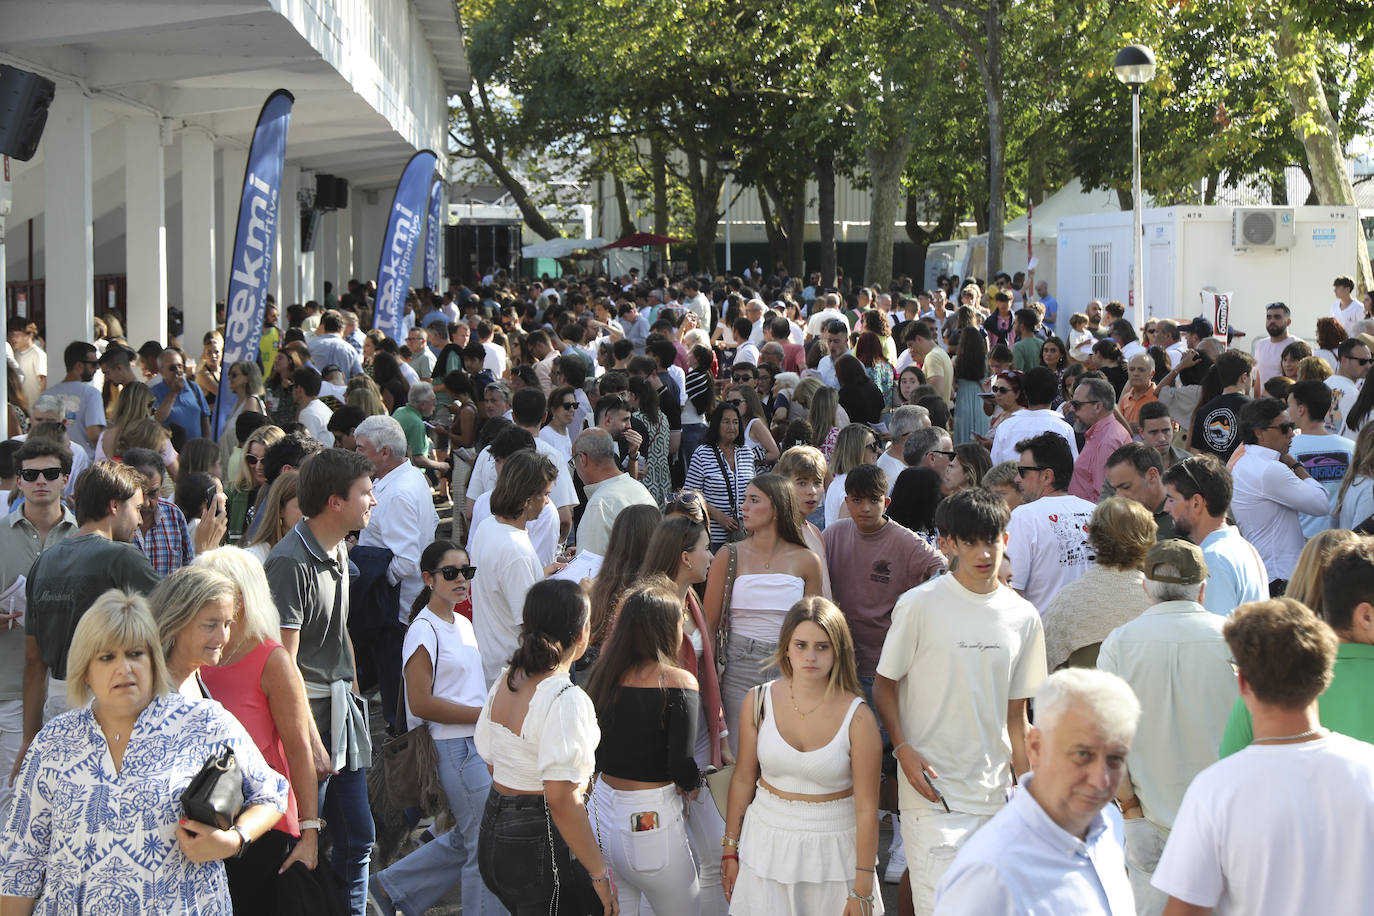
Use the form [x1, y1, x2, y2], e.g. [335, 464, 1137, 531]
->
[1054, 206, 1362, 343]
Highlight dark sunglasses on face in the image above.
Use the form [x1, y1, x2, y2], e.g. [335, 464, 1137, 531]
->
[1351, 357, 1374, 367]
[991, 386, 1013, 395]
[559, 402, 578, 410]
[1068, 400, 1087, 409]
[732, 375, 753, 383]
[243, 454, 262, 466]
[1265, 422, 1297, 435]
[1017, 465, 1049, 477]
[435, 565, 476, 581]
[931, 449, 956, 458]
[726, 398, 746, 407]
[20, 467, 63, 482]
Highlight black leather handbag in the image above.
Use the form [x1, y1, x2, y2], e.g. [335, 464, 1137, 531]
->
[181, 744, 244, 830]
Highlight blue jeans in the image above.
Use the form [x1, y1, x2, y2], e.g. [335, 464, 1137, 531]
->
[680, 424, 707, 474]
[319, 745, 375, 916]
[376, 737, 506, 916]
[719, 633, 780, 759]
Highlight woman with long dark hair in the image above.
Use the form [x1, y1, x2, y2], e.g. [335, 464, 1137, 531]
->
[474, 579, 616, 915]
[888, 466, 944, 546]
[628, 375, 671, 504]
[582, 504, 662, 677]
[703, 473, 823, 755]
[369, 540, 501, 916]
[952, 327, 989, 445]
[585, 580, 704, 915]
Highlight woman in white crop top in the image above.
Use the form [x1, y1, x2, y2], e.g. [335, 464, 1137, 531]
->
[703, 474, 824, 756]
[474, 579, 617, 915]
[721, 597, 883, 916]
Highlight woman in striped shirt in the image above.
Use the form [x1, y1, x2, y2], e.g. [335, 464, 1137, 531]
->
[685, 402, 758, 551]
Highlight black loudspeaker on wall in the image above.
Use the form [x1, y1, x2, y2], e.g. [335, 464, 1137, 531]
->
[0, 65, 57, 162]
[315, 174, 349, 211]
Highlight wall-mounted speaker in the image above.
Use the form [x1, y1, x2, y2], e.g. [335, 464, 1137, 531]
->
[0, 65, 57, 162]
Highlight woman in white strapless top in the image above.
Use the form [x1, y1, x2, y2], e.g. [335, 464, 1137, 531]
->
[721, 597, 883, 916]
[703, 474, 824, 757]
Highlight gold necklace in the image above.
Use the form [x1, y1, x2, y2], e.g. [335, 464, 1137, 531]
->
[789, 681, 824, 719]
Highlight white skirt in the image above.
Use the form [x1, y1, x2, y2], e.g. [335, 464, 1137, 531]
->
[729, 784, 883, 915]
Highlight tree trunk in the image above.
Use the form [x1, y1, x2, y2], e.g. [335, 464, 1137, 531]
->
[1203, 173, 1218, 205]
[983, 0, 1006, 279]
[759, 187, 787, 271]
[786, 188, 806, 280]
[685, 154, 723, 276]
[650, 135, 669, 261]
[612, 172, 635, 239]
[816, 152, 837, 287]
[1276, 15, 1374, 293]
[864, 132, 914, 289]
[906, 192, 960, 289]
[455, 92, 562, 240]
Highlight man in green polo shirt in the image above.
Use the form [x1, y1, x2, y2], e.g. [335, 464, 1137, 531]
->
[1011, 308, 1044, 371]
[1219, 539, 1374, 755]
[392, 381, 448, 477]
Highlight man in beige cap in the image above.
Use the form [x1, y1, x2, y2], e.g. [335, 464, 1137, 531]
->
[1095, 539, 1238, 916]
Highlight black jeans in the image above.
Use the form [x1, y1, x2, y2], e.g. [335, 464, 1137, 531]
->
[477, 789, 600, 915]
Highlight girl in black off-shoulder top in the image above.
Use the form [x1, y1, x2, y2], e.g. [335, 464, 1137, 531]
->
[584, 580, 706, 915]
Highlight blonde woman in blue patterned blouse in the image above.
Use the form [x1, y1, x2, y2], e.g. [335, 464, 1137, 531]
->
[0, 590, 287, 916]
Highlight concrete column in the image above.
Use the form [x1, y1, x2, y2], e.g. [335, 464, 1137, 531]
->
[319, 209, 339, 300]
[42, 89, 94, 356]
[124, 118, 168, 347]
[351, 198, 366, 282]
[180, 130, 216, 349]
[277, 164, 299, 306]
[217, 147, 247, 296]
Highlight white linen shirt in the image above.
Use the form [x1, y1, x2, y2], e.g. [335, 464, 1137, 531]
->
[1230, 444, 1329, 580]
[1096, 600, 1237, 829]
[358, 461, 440, 622]
[990, 408, 1080, 465]
[935, 773, 1135, 915]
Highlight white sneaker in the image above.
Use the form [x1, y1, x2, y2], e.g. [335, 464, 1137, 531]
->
[884, 816, 906, 884]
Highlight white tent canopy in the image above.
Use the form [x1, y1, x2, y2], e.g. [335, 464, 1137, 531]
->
[521, 237, 608, 259]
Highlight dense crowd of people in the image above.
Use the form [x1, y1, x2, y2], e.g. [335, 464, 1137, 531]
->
[0, 265, 1373, 916]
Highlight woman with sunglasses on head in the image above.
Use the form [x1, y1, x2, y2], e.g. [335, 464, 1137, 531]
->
[979, 370, 1027, 453]
[726, 383, 781, 469]
[369, 540, 505, 916]
[704, 473, 823, 757]
[226, 423, 283, 542]
[823, 425, 882, 528]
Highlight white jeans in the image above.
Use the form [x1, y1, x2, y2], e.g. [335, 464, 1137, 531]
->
[591, 779, 701, 916]
[0, 699, 21, 818]
[900, 808, 992, 916]
[1123, 816, 1169, 916]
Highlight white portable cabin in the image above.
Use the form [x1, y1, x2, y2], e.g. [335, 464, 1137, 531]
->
[1054, 205, 1361, 341]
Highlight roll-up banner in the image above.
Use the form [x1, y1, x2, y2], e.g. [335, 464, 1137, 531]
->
[374, 150, 439, 342]
[424, 176, 443, 290]
[213, 88, 294, 438]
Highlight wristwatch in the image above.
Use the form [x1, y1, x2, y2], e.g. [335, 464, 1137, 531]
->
[230, 825, 252, 858]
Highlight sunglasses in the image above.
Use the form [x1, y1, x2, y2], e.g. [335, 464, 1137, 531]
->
[667, 491, 701, 507]
[991, 386, 1014, 395]
[866, 441, 882, 453]
[1264, 422, 1297, 435]
[1351, 357, 1374, 367]
[1068, 400, 1087, 409]
[20, 467, 63, 482]
[930, 449, 956, 458]
[244, 454, 262, 466]
[726, 398, 746, 407]
[1016, 465, 1049, 477]
[732, 375, 754, 383]
[435, 565, 476, 581]
[559, 402, 578, 410]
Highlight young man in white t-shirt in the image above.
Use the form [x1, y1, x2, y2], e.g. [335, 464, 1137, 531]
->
[1005, 431, 1097, 613]
[875, 487, 1047, 914]
[1153, 598, 1374, 915]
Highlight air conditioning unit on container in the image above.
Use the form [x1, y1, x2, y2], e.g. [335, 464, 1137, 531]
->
[1232, 207, 1295, 249]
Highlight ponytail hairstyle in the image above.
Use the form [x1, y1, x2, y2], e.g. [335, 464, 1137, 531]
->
[413, 539, 466, 618]
[506, 579, 590, 690]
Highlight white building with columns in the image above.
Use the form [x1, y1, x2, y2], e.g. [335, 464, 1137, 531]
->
[0, 0, 466, 363]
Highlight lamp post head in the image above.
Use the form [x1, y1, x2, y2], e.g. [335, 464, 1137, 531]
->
[1113, 45, 1156, 88]
[716, 153, 736, 172]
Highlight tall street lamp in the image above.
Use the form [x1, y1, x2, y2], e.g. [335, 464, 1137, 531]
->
[717, 153, 736, 275]
[1114, 44, 1156, 332]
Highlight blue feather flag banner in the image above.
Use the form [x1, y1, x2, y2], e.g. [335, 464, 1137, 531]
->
[374, 150, 439, 342]
[424, 176, 443, 290]
[213, 88, 294, 438]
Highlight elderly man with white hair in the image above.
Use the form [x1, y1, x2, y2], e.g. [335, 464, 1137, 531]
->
[936, 668, 1141, 915]
[879, 405, 929, 494]
[355, 414, 439, 624]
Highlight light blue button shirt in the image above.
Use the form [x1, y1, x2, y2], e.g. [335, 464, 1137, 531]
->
[1199, 526, 1268, 616]
[935, 773, 1136, 915]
